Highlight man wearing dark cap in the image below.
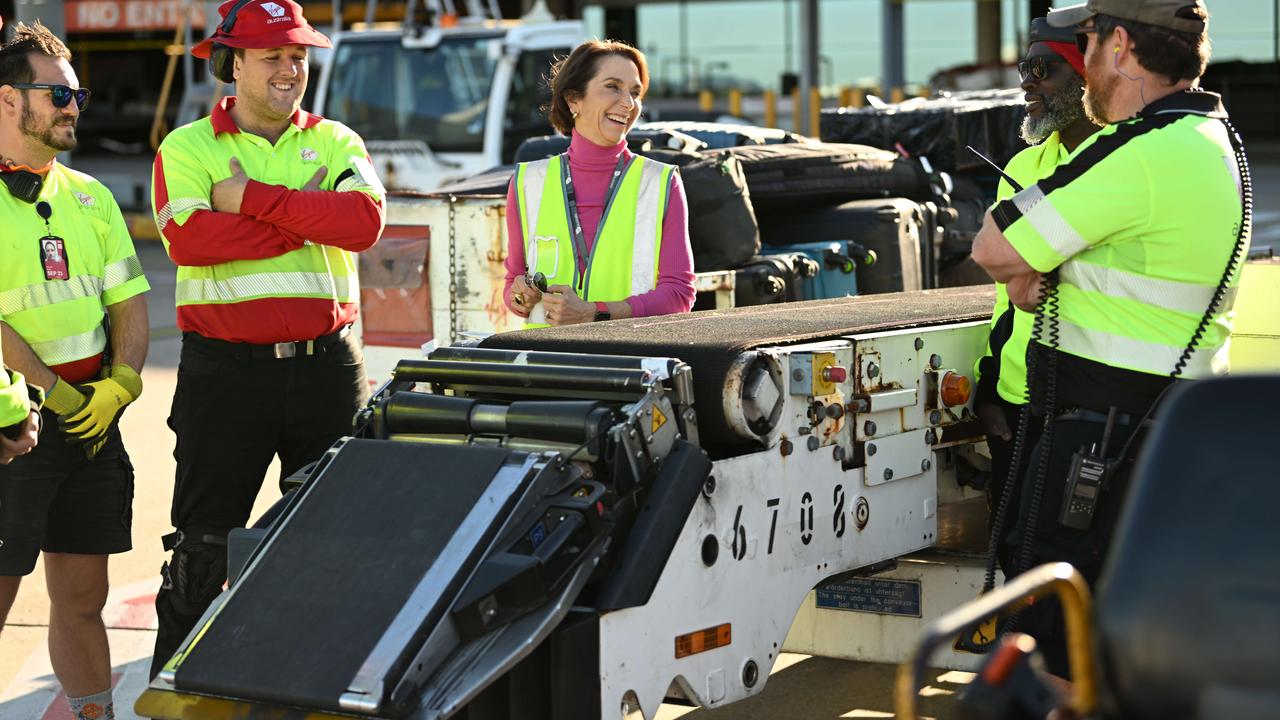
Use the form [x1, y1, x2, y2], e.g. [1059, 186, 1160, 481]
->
[149, 0, 385, 678]
[974, 17, 1099, 576]
[972, 0, 1247, 675]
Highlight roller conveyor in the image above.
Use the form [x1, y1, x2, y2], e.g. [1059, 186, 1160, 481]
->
[138, 288, 998, 720]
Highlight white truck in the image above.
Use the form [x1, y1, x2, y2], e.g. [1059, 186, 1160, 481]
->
[314, 9, 585, 193]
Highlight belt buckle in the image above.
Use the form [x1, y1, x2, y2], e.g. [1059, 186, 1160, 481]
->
[273, 342, 296, 359]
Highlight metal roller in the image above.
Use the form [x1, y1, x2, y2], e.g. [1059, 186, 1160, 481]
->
[380, 392, 618, 448]
[392, 359, 653, 395]
[429, 346, 679, 379]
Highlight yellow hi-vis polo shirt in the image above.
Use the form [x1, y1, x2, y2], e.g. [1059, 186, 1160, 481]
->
[0, 163, 150, 382]
[993, 91, 1245, 379]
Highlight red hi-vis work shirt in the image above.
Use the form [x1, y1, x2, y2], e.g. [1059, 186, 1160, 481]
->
[152, 97, 385, 344]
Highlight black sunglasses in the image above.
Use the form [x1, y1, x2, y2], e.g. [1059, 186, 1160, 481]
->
[1018, 56, 1067, 82]
[1075, 26, 1098, 54]
[8, 83, 92, 111]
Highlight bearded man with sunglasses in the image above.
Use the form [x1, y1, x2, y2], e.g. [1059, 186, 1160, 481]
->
[0, 20, 150, 720]
[148, 0, 385, 680]
[974, 16, 1099, 575]
[973, 0, 1247, 677]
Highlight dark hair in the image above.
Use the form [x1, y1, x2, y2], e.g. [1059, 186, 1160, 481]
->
[545, 40, 649, 136]
[0, 21, 71, 88]
[1095, 8, 1210, 84]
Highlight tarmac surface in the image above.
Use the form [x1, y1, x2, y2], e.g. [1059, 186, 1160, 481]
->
[0, 242, 969, 720]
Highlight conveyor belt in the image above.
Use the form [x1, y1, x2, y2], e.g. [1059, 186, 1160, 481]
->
[173, 440, 520, 712]
[482, 287, 996, 454]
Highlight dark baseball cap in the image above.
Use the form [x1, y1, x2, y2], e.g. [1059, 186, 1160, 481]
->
[192, 0, 331, 59]
[1029, 16, 1078, 45]
[1047, 0, 1208, 35]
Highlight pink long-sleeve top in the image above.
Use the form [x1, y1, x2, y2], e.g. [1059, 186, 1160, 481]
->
[503, 130, 696, 318]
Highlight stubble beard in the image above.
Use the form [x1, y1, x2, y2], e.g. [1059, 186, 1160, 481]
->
[1082, 51, 1116, 126]
[1020, 74, 1087, 145]
[21, 103, 77, 153]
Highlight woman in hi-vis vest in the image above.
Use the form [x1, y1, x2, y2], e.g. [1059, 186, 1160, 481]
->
[503, 41, 696, 327]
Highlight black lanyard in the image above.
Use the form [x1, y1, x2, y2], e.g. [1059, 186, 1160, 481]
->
[560, 153, 632, 292]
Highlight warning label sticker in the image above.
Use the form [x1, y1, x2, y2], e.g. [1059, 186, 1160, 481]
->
[652, 406, 668, 434]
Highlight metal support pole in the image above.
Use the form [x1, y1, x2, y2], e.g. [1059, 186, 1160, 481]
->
[882, 0, 905, 101]
[977, 0, 1003, 66]
[799, 0, 818, 135]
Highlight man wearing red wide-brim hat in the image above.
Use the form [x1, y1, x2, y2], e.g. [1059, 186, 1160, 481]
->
[148, 0, 386, 681]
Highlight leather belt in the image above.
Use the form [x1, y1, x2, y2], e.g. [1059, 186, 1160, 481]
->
[185, 325, 353, 360]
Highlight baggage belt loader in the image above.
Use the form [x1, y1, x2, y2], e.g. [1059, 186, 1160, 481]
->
[136, 286, 999, 720]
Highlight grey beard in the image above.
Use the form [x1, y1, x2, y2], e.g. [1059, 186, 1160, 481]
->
[1020, 75, 1086, 145]
[21, 104, 77, 153]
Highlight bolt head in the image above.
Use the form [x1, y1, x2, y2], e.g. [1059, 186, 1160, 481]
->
[883, 468, 894, 480]
[921, 458, 932, 471]
[914, 337, 924, 351]
[929, 410, 942, 425]
[924, 429, 937, 445]
[867, 443, 877, 456]
[780, 439, 794, 457]
[867, 362, 880, 379]
[807, 436, 820, 451]
[930, 354, 942, 369]
[864, 420, 877, 436]
[833, 446, 846, 462]
[792, 368, 805, 382]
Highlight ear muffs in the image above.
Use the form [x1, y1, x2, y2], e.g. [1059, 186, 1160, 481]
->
[210, 43, 237, 83]
[205, 0, 256, 84]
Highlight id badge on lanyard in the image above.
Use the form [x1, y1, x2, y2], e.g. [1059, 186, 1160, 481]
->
[40, 236, 69, 281]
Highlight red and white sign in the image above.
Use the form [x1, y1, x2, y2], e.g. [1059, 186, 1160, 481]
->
[66, 0, 205, 33]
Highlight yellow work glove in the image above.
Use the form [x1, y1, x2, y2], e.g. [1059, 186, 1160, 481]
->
[44, 378, 88, 416]
[60, 364, 142, 449]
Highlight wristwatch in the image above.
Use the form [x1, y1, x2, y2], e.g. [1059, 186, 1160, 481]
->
[593, 301, 611, 322]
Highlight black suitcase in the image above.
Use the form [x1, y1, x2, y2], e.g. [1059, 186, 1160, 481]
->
[722, 142, 925, 212]
[732, 252, 819, 307]
[670, 151, 760, 272]
[758, 198, 925, 295]
[636, 120, 807, 149]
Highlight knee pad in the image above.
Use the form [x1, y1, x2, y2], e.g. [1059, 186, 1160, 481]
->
[162, 535, 228, 617]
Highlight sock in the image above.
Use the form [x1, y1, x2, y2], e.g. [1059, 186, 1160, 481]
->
[67, 688, 114, 720]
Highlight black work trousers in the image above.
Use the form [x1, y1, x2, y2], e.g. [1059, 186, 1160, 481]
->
[150, 330, 369, 678]
[1004, 412, 1144, 678]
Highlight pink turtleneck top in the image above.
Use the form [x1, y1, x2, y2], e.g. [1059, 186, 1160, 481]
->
[503, 130, 696, 318]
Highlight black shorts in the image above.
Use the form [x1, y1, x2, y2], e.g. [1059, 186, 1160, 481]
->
[0, 411, 134, 576]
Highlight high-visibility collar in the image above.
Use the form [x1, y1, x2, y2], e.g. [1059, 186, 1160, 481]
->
[210, 96, 324, 136]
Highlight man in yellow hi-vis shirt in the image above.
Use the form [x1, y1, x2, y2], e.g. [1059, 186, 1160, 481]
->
[0, 21, 150, 720]
[0, 345, 40, 464]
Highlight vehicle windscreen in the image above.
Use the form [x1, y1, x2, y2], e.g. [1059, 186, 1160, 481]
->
[324, 34, 501, 153]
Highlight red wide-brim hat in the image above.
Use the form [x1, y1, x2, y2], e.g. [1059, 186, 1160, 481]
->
[192, 0, 331, 59]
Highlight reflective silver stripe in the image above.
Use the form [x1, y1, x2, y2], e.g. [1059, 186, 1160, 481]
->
[157, 198, 212, 230]
[1060, 260, 1238, 316]
[1012, 184, 1090, 260]
[176, 271, 354, 304]
[1056, 317, 1227, 378]
[0, 275, 104, 316]
[629, 160, 665, 296]
[31, 325, 107, 366]
[520, 159, 551, 245]
[103, 256, 146, 292]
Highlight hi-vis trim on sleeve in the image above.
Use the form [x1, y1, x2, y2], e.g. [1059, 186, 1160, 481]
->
[338, 155, 386, 198]
[1060, 260, 1236, 317]
[30, 324, 107, 366]
[520, 159, 551, 243]
[629, 159, 668, 296]
[176, 271, 354, 304]
[1055, 316, 1224, 378]
[103, 256, 145, 292]
[0, 275, 105, 316]
[1010, 184, 1090, 260]
[157, 198, 213, 230]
